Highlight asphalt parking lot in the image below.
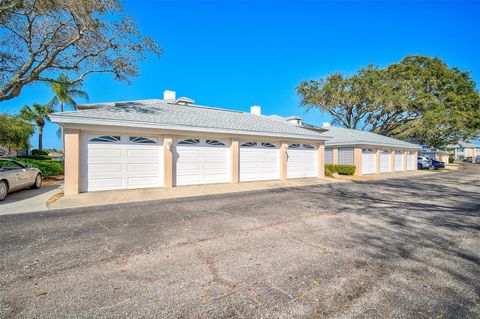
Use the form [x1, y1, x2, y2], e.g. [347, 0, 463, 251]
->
[1, 165, 479, 318]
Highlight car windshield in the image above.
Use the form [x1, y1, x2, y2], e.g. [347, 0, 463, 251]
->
[0, 160, 23, 170]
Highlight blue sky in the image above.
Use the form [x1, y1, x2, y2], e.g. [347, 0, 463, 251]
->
[2, 0, 479, 150]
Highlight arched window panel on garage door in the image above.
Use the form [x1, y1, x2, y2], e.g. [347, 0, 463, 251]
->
[325, 148, 333, 164]
[303, 144, 315, 149]
[177, 138, 200, 145]
[288, 144, 301, 149]
[89, 135, 121, 143]
[129, 136, 157, 144]
[338, 147, 354, 165]
[261, 142, 277, 148]
[206, 139, 225, 146]
[241, 142, 257, 147]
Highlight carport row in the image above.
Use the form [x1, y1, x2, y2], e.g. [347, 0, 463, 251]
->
[62, 131, 417, 196]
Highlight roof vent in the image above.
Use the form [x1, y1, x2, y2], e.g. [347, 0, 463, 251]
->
[174, 97, 195, 106]
[322, 122, 331, 128]
[163, 90, 176, 101]
[286, 116, 302, 126]
[250, 105, 261, 115]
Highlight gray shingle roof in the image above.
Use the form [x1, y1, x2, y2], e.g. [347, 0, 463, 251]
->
[446, 141, 480, 148]
[320, 126, 419, 149]
[50, 99, 327, 140]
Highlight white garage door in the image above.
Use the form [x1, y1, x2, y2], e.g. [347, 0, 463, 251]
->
[240, 142, 280, 182]
[287, 144, 318, 179]
[380, 150, 391, 173]
[82, 134, 163, 192]
[407, 151, 415, 170]
[175, 138, 230, 186]
[394, 151, 404, 171]
[361, 149, 376, 175]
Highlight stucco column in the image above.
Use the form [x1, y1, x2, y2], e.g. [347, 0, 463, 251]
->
[354, 147, 362, 176]
[163, 136, 173, 187]
[414, 150, 418, 170]
[390, 150, 395, 172]
[280, 142, 287, 180]
[332, 147, 339, 164]
[231, 138, 239, 183]
[317, 142, 325, 178]
[64, 128, 80, 196]
[375, 148, 381, 174]
[403, 150, 408, 170]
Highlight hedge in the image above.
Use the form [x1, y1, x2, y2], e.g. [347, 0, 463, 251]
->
[31, 149, 49, 156]
[17, 155, 52, 160]
[14, 157, 64, 178]
[325, 164, 356, 177]
[448, 158, 455, 164]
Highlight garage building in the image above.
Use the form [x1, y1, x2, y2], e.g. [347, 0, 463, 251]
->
[320, 125, 420, 176]
[51, 91, 328, 195]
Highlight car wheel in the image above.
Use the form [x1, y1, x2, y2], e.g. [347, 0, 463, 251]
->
[0, 181, 7, 201]
[31, 174, 42, 189]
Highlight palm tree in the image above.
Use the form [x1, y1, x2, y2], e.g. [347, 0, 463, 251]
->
[49, 73, 89, 149]
[19, 103, 54, 151]
[49, 73, 89, 113]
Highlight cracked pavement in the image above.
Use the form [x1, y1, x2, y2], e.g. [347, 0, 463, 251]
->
[0, 165, 479, 318]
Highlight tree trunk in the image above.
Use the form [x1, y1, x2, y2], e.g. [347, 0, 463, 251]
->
[60, 101, 64, 151]
[38, 125, 43, 151]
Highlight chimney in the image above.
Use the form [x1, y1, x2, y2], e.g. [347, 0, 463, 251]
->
[250, 105, 261, 115]
[163, 90, 176, 101]
[286, 116, 302, 126]
[322, 122, 331, 128]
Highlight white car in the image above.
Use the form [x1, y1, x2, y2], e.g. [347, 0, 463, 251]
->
[0, 159, 42, 201]
[417, 156, 431, 169]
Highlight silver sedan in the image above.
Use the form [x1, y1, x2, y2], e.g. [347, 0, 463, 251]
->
[0, 159, 42, 201]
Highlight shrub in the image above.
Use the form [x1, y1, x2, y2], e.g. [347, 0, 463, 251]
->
[17, 155, 52, 160]
[14, 158, 64, 177]
[448, 158, 455, 164]
[31, 149, 49, 156]
[325, 164, 356, 176]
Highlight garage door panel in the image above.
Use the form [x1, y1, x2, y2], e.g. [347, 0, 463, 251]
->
[287, 145, 317, 179]
[394, 152, 404, 171]
[127, 176, 161, 188]
[380, 151, 390, 173]
[361, 149, 376, 175]
[83, 134, 163, 192]
[175, 139, 230, 186]
[240, 143, 280, 182]
[88, 163, 123, 174]
[89, 148, 123, 158]
[88, 177, 123, 191]
[127, 148, 159, 158]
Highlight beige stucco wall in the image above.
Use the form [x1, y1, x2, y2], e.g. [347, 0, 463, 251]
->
[64, 129, 80, 196]
[332, 148, 339, 164]
[231, 138, 239, 183]
[280, 142, 288, 180]
[317, 143, 325, 177]
[66, 126, 327, 193]
[353, 147, 362, 176]
[163, 136, 173, 187]
[375, 148, 381, 174]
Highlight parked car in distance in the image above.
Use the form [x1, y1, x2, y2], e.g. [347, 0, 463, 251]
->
[430, 159, 445, 169]
[417, 156, 430, 169]
[0, 158, 42, 201]
[463, 157, 473, 163]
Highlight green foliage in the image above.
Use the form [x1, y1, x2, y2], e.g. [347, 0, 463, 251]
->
[0, 113, 34, 152]
[0, 0, 162, 102]
[14, 158, 64, 177]
[325, 164, 356, 176]
[448, 158, 455, 164]
[297, 55, 480, 148]
[31, 149, 49, 156]
[18, 155, 52, 160]
[19, 103, 54, 150]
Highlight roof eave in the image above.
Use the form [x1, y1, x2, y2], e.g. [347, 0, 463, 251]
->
[325, 140, 420, 149]
[50, 114, 329, 141]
